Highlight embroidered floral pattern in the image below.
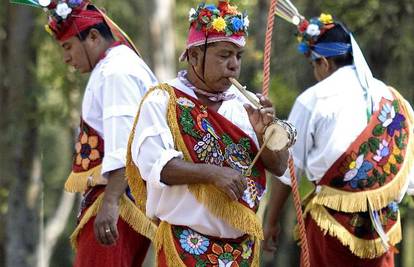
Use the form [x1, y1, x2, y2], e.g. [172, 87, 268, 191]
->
[75, 132, 101, 170]
[176, 92, 265, 211]
[343, 154, 373, 189]
[172, 225, 255, 267]
[224, 143, 251, 174]
[179, 229, 210, 255]
[194, 133, 225, 166]
[378, 102, 406, 136]
[207, 243, 241, 267]
[330, 98, 408, 190]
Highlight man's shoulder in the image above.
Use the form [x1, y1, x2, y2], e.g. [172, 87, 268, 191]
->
[101, 45, 154, 77]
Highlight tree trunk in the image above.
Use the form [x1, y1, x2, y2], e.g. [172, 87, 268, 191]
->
[3, 4, 39, 267]
[37, 191, 75, 267]
[150, 0, 176, 81]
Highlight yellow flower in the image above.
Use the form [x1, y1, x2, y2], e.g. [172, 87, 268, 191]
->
[319, 13, 334, 24]
[44, 25, 53, 36]
[212, 17, 227, 32]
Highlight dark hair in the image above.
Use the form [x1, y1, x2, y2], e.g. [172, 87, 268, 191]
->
[77, 22, 114, 41]
[316, 23, 353, 67]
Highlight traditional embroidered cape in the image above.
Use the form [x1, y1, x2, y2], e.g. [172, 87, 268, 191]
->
[126, 83, 267, 266]
[304, 88, 414, 258]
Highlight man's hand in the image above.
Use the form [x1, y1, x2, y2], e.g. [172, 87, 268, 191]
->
[93, 168, 127, 246]
[262, 223, 281, 252]
[93, 199, 120, 246]
[210, 166, 247, 201]
[244, 93, 275, 139]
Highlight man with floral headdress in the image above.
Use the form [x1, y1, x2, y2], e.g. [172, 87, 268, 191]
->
[10, 0, 158, 266]
[263, 12, 414, 267]
[126, 1, 289, 266]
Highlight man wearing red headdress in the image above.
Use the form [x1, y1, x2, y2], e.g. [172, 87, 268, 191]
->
[41, 0, 158, 266]
[126, 1, 289, 266]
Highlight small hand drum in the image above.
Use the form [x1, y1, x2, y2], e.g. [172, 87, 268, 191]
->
[264, 119, 297, 151]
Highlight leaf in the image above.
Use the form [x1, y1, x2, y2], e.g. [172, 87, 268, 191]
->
[372, 124, 385, 136]
[359, 142, 369, 156]
[390, 164, 398, 175]
[368, 137, 380, 153]
[392, 100, 400, 113]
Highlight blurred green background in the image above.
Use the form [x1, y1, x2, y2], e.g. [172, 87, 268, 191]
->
[0, 0, 413, 266]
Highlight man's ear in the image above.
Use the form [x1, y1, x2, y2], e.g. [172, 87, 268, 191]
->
[88, 28, 100, 44]
[188, 47, 200, 67]
[319, 57, 330, 72]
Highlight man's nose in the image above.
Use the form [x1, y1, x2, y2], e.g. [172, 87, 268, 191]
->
[227, 55, 240, 71]
[63, 53, 71, 64]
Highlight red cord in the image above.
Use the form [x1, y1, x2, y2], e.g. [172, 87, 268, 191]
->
[262, 1, 310, 266]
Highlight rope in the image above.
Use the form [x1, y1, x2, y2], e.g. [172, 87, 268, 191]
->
[288, 155, 310, 267]
[262, 0, 310, 266]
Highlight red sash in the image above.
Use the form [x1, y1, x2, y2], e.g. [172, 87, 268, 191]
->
[319, 98, 409, 192]
[306, 94, 410, 258]
[174, 88, 266, 212]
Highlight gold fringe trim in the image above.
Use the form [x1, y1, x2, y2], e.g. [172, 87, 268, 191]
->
[154, 221, 261, 267]
[126, 86, 165, 213]
[313, 89, 414, 213]
[64, 165, 102, 193]
[70, 193, 157, 249]
[154, 221, 187, 267]
[309, 203, 402, 259]
[161, 84, 264, 239]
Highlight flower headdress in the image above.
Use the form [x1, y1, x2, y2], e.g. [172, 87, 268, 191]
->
[188, 1, 249, 37]
[296, 13, 337, 56]
[10, 0, 141, 56]
[180, 0, 249, 61]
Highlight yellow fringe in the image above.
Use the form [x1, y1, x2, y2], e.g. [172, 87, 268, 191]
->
[313, 89, 414, 213]
[154, 221, 261, 267]
[70, 193, 157, 249]
[308, 203, 402, 259]
[64, 165, 102, 193]
[125, 86, 166, 213]
[154, 221, 187, 267]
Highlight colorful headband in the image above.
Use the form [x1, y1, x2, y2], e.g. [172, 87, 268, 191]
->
[179, 0, 249, 61]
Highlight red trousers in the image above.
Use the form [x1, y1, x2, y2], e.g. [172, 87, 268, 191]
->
[303, 216, 394, 267]
[73, 216, 151, 267]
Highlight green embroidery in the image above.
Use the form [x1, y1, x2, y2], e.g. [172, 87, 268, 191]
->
[373, 124, 385, 136]
[368, 137, 380, 153]
[239, 137, 251, 151]
[179, 105, 201, 139]
[222, 133, 234, 146]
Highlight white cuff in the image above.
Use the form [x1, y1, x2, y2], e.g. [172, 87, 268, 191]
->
[146, 149, 183, 189]
[101, 148, 127, 176]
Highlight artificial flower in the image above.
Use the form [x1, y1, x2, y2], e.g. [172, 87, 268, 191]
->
[188, 8, 197, 22]
[319, 13, 334, 24]
[212, 17, 227, 32]
[68, 0, 82, 6]
[243, 15, 250, 28]
[231, 17, 244, 32]
[56, 2, 72, 19]
[306, 23, 321, 37]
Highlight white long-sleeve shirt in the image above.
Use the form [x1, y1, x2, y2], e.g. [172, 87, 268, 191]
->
[131, 77, 260, 238]
[82, 44, 158, 176]
[277, 65, 414, 199]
